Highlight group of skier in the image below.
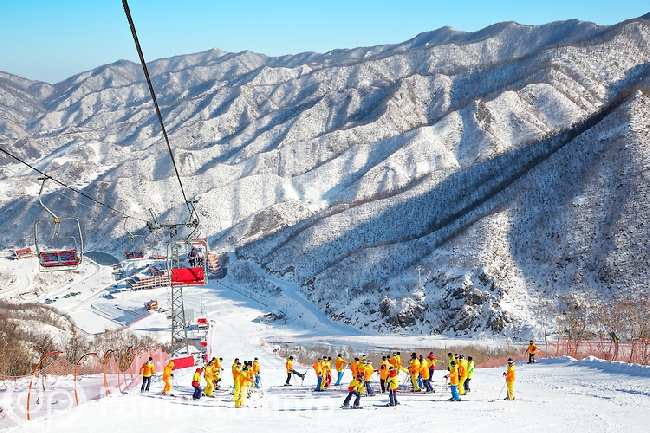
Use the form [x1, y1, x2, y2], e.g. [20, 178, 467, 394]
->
[140, 340, 538, 407]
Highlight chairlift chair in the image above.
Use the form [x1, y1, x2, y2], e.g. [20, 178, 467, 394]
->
[33, 178, 84, 270]
[168, 238, 209, 286]
[122, 217, 145, 259]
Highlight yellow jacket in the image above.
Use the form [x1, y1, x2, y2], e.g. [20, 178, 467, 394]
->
[459, 359, 468, 379]
[467, 360, 475, 379]
[505, 364, 516, 383]
[162, 362, 174, 381]
[253, 360, 261, 374]
[363, 364, 374, 381]
[204, 364, 214, 381]
[286, 359, 293, 373]
[335, 357, 348, 372]
[347, 378, 366, 394]
[386, 375, 399, 390]
[408, 359, 420, 376]
[139, 361, 156, 377]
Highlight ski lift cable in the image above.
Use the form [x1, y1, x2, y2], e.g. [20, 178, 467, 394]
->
[122, 0, 193, 218]
[0, 144, 147, 223]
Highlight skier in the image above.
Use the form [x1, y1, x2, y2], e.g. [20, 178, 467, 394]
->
[203, 361, 215, 397]
[408, 353, 421, 392]
[363, 360, 375, 396]
[235, 365, 253, 407]
[420, 355, 434, 393]
[312, 357, 325, 391]
[214, 357, 223, 389]
[504, 358, 516, 400]
[350, 357, 361, 378]
[379, 356, 391, 393]
[342, 374, 365, 409]
[324, 356, 332, 388]
[192, 367, 203, 400]
[285, 356, 304, 386]
[443, 360, 461, 401]
[447, 352, 454, 372]
[188, 247, 198, 267]
[139, 356, 156, 393]
[465, 356, 474, 393]
[526, 340, 538, 364]
[334, 354, 349, 386]
[458, 355, 468, 395]
[232, 360, 243, 400]
[253, 357, 261, 388]
[162, 360, 174, 395]
[386, 368, 400, 406]
[427, 352, 441, 378]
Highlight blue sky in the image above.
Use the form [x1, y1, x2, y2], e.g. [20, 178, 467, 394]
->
[1, 0, 648, 84]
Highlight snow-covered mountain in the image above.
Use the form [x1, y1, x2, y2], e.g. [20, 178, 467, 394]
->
[1, 14, 650, 338]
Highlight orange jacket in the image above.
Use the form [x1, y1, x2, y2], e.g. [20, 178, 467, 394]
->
[459, 360, 468, 379]
[379, 361, 391, 380]
[419, 362, 430, 380]
[350, 360, 360, 377]
[448, 370, 459, 386]
[286, 359, 293, 373]
[505, 364, 515, 382]
[162, 362, 174, 381]
[139, 361, 156, 377]
[253, 361, 261, 374]
[312, 360, 323, 376]
[527, 344, 537, 355]
[335, 357, 348, 372]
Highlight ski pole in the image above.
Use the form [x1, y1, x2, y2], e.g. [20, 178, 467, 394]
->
[496, 382, 506, 400]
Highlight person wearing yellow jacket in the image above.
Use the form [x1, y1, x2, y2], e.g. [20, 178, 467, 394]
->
[465, 356, 475, 393]
[253, 358, 261, 388]
[342, 374, 366, 408]
[214, 357, 223, 389]
[427, 352, 441, 378]
[504, 358, 516, 400]
[192, 367, 203, 400]
[232, 360, 242, 401]
[204, 362, 215, 397]
[386, 368, 400, 406]
[235, 365, 253, 407]
[285, 356, 305, 386]
[139, 357, 156, 393]
[458, 355, 469, 395]
[443, 361, 461, 401]
[313, 357, 325, 391]
[334, 354, 349, 386]
[162, 360, 174, 395]
[363, 360, 375, 396]
[408, 354, 421, 392]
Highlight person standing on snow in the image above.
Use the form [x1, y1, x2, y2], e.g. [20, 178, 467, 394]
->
[312, 357, 325, 391]
[379, 356, 391, 393]
[139, 357, 156, 393]
[334, 354, 349, 386]
[252, 357, 261, 388]
[285, 356, 304, 386]
[465, 356, 475, 393]
[235, 365, 253, 407]
[350, 357, 361, 378]
[526, 340, 538, 364]
[420, 355, 434, 393]
[408, 353, 421, 392]
[232, 360, 243, 401]
[443, 360, 461, 401]
[162, 360, 174, 395]
[386, 367, 400, 406]
[363, 360, 375, 396]
[192, 367, 203, 400]
[504, 358, 516, 400]
[342, 374, 366, 408]
[324, 356, 333, 388]
[203, 361, 215, 397]
[458, 355, 468, 395]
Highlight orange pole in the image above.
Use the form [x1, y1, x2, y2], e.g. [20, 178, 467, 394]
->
[103, 350, 116, 396]
[74, 353, 98, 406]
[27, 351, 62, 421]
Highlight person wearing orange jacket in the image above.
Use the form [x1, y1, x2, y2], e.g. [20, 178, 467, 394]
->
[235, 365, 253, 407]
[526, 340, 538, 364]
[443, 360, 461, 401]
[420, 356, 433, 393]
[192, 367, 203, 400]
[312, 357, 325, 391]
[504, 358, 516, 400]
[139, 356, 156, 393]
[285, 356, 305, 386]
[334, 354, 349, 386]
[458, 355, 469, 395]
[350, 357, 361, 378]
[379, 356, 391, 393]
[162, 360, 174, 395]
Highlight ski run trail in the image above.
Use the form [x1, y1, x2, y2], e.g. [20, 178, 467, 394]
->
[1, 254, 649, 432]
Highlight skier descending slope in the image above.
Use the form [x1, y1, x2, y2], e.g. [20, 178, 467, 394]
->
[342, 374, 366, 409]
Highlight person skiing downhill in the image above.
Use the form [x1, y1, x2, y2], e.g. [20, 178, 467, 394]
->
[504, 358, 516, 400]
[139, 357, 156, 393]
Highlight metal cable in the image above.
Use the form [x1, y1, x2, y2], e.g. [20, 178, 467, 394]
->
[0, 144, 146, 222]
[122, 0, 193, 217]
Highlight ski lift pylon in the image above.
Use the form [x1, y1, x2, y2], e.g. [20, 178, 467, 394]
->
[33, 178, 83, 270]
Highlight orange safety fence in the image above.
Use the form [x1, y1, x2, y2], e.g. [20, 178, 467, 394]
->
[477, 337, 650, 368]
[1, 346, 170, 423]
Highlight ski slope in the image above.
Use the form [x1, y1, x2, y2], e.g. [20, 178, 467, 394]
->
[1, 254, 649, 432]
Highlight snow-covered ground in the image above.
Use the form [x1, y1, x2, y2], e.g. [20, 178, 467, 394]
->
[1, 253, 649, 432]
